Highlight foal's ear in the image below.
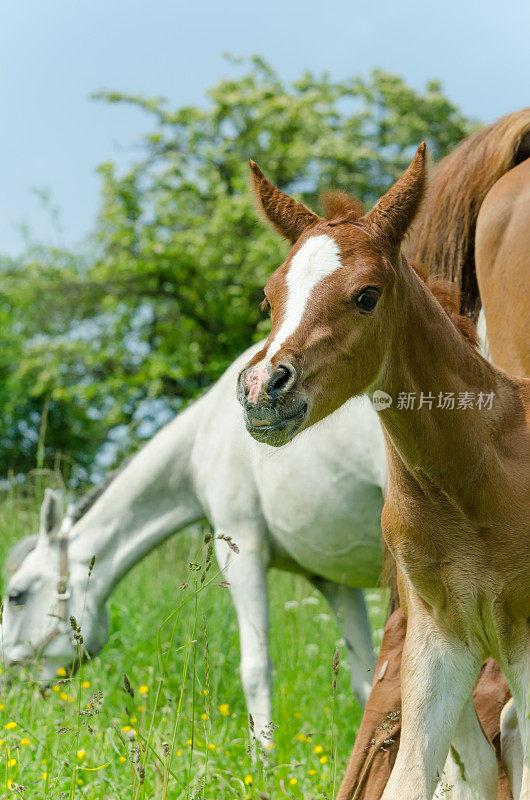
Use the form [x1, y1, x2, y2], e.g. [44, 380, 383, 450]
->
[365, 143, 428, 251]
[249, 161, 320, 244]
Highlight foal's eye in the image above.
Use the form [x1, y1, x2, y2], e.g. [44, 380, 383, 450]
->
[354, 288, 380, 313]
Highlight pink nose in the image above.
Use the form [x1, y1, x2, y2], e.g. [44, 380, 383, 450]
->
[245, 362, 270, 404]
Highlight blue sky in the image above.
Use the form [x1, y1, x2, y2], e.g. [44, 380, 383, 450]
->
[1, 0, 528, 255]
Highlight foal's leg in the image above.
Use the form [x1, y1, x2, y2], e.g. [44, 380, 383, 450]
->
[500, 651, 530, 800]
[501, 699, 523, 798]
[215, 533, 273, 748]
[310, 578, 375, 707]
[380, 606, 480, 800]
[438, 696, 498, 800]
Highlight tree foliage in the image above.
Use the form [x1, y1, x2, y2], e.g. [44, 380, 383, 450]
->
[0, 57, 476, 477]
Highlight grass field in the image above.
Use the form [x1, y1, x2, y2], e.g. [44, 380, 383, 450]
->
[0, 480, 387, 800]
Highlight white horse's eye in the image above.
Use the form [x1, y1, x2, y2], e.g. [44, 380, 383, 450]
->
[8, 589, 27, 607]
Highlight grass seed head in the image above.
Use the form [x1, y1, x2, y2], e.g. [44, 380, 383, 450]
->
[123, 673, 134, 700]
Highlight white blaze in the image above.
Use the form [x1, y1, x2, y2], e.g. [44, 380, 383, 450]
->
[266, 234, 342, 359]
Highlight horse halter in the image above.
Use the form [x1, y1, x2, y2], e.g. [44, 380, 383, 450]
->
[56, 527, 71, 623]
[32, 511, 74, 656]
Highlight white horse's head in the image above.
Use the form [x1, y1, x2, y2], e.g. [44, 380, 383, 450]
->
[2, 489, 108, 682]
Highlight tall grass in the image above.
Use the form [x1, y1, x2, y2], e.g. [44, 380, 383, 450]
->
[0, 479, 387, 799]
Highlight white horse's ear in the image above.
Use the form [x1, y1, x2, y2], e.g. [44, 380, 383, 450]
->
[39, 489, 64, 540]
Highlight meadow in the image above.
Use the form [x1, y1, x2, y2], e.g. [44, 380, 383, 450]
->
[0, 477, 387, 800]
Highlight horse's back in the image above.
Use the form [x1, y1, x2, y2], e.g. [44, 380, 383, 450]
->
[476, 158, 530, 377]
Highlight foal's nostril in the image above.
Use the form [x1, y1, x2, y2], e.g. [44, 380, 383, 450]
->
[268, 363, 295, 396]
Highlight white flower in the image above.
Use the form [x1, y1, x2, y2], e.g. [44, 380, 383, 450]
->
[284, 600, 300, 611]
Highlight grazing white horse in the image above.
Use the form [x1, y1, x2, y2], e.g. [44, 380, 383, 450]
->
[2, 342, 387, 742]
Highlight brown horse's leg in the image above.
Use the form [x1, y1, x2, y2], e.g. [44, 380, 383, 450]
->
[336, 611, 513, 800]
[336, 609, 404, 800]
[473, 659, 513, 800]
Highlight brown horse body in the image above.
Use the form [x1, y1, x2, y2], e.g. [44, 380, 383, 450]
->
[236, 140, 530, 799]
[475, 158, 530, 377]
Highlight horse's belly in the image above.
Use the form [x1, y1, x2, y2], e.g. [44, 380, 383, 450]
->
[261, 471, 384, 587]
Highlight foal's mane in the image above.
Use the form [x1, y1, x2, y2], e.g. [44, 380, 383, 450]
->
[321, 192, 478, 349]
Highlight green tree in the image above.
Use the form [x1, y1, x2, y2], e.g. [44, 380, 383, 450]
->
[0, 57, 476, 476]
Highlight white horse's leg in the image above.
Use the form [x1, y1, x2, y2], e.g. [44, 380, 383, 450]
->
[501, 698, 522, 798]
[310, 578, 374, 707]
[215, 535, 273, 748]
[381, 606, 479, 800]
[437, 696, 497, 800]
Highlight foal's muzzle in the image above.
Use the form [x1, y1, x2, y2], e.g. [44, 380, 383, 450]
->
[237, 359, 309, 446]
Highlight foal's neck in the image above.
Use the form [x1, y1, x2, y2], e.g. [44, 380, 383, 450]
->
[373, 258, 523, 520]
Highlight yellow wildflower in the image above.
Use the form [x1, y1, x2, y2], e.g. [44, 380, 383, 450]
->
[41, 772, 47, 780]
[207, 743, 216, 751]
[267, 742, 275, 749]
[297, 733, 306, 741]
[201, 712, 208, 720]
[308, 768, 316, 775]
[56, 667, 67, 677]
[130, 716, 137, 724]
[324, 706, 330, 712]
[289, 777, 298, 785]
[53, 685, 60, 692]
[59, 692, 68, 701]
[313, 744, 323, 754]
[0, 703, 4, 710]
[77, 749, 86, 760]
[322, 773, 328, 780]
[138, 684, 149, 695]
[4, 722, 16, 730]
[218, 703, 229, 716]
[244, 774, 253, 785]
[137, 705, 145, 712]
[81, 680, 90, 689]
[293, 711, 301, 718]
[121, 725, 132, 733]
[319, 755, 328, 764]
[119, 756, 126, 762]
[176, 749, 182, 756]
[76, 778, 84, 786]
[8, 757, 16, 767]
[20, 737, 30, 746]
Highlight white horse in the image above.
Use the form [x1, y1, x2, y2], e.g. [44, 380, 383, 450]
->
[2, 341, 387, 743]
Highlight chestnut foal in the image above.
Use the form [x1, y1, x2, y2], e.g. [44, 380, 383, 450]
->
[237, 147, 530, 799]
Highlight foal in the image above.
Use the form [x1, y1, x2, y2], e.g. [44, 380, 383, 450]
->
[237, 147, 530, 799]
